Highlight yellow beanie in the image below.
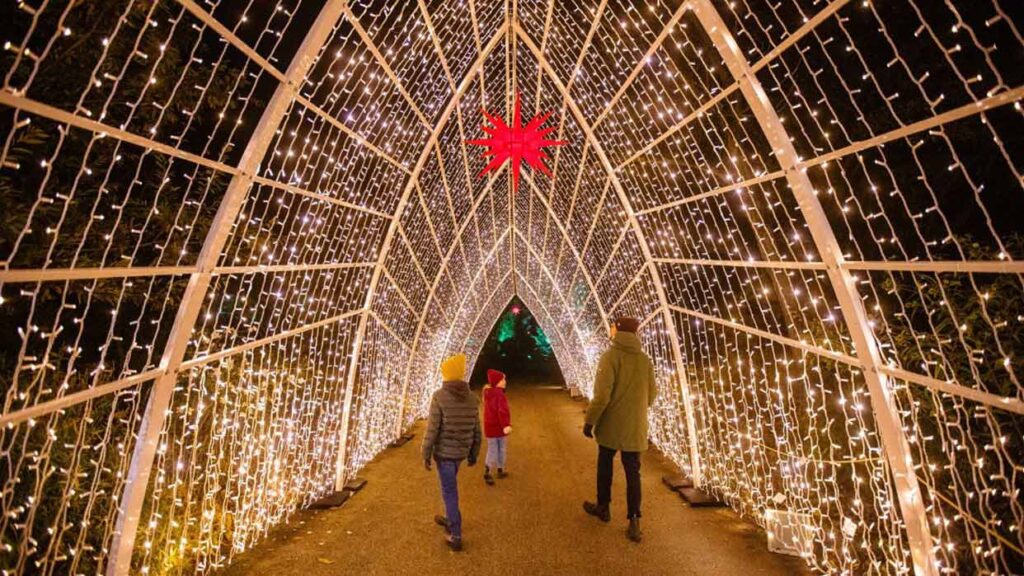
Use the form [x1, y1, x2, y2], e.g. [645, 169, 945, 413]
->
[440, 353, 467, 381]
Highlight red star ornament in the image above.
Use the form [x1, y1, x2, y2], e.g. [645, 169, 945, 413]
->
[467, 93, 566, 193]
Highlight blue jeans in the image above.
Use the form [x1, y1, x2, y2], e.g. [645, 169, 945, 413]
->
[436, 458, 462, 538]
[485, 437, 507, 469]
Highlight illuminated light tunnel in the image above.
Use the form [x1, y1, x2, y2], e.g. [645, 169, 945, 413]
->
[0, 1, 1022, 574]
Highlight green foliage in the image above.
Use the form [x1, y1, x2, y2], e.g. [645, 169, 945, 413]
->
[0, 1, 257, 573]
[530, 323, 553, 357]
[495, 310, 516, 343]
[879, 236, 1024, 571]
[472, 298, 561, 383]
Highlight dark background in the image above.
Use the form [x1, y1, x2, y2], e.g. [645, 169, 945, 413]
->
[469, 296, 565, 387]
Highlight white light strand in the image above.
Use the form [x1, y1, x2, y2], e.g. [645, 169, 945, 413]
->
[0, 1, 1021, 575]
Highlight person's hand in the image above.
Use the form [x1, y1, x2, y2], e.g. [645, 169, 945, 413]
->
[503, 426, 512, 435]
[424, 459, 432, 471]
[583, 423, 594, 438]
[467, 457, 477, 467]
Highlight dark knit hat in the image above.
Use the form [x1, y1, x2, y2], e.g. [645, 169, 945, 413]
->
[614, 317, 640, 333]
[486, 369, 506, 387]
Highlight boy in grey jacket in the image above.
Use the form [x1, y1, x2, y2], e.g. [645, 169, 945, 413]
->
[422, 353, 481, 551]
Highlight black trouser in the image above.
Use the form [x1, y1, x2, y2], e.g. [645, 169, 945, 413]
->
[596, 445, 642, 519]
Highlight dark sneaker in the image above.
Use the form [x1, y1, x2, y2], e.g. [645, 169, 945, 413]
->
[583, 501, 610, 522]
[434, 515, 450, 534]
[484, 473, 495, 486]
[496, 468, 508, 479]
[628, 518, 642, 543]
[446, 534, 463, 552]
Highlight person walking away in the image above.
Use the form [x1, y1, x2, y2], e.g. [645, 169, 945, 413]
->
[422, 353, 482, 551]
[582, 317, 657, 543]
[482, 369, 512, 485]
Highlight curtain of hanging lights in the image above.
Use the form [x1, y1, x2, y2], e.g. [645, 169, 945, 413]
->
[0, 0, 1021, 574]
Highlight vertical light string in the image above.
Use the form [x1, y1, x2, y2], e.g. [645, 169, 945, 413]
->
[0, 1, 1021, 575]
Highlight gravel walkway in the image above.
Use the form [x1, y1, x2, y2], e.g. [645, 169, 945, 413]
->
[221, 384, 809, 576]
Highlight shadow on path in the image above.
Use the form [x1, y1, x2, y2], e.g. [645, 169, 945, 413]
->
[222, 384, 809, 576]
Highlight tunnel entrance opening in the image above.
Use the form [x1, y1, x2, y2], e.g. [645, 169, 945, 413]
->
[468, 296, 565, 389]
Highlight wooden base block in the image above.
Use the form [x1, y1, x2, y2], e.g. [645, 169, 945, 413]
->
[679, 487, 726, 507]
[345, 477, 367, 492]
[388, 433, 415, 448]
[309, 490, 351, 509]
[661, 474, 693, 492]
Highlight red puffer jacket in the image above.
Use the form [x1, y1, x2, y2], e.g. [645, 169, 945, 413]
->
[482, 386, 511, 438]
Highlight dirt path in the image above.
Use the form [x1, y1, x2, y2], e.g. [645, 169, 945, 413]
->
[222, 384, 809, 576]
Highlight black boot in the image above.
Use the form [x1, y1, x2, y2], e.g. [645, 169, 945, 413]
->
[434, 515, 450, 534]
[484, 466, 495, 486]
[497, 468, 507, 479]
[583, 501, 610, 522]
[627, 517, 642, 542]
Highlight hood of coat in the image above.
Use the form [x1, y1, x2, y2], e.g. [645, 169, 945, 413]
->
[611, 331, 644, 354]
[441, 380, 471, 398]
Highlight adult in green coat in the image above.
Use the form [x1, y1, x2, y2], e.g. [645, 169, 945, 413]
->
[582, 317, 657, 543]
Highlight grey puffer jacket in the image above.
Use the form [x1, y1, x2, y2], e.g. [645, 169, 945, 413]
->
[421, 381, 482, 462]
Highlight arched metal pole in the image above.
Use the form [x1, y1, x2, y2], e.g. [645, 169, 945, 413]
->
[440, 229, 511, 354]
[521, 173, 610, 329]
[390, 22, 514, 436]
[106, 3, 349, 574]
[688, 2, 937, 574]
[512, 227, 599, 358]
[392, 169, 504, 435]
[515, 24, 704, 487]
[459, 270, 515, 368]
[336, 23, 509, 488]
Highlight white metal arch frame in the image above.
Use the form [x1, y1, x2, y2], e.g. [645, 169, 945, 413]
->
[103, 1, 503, 571]
[383, 6, 699, 456]
[5, 2, 1020, 575]
[514, 23, 705, 488]
[380, 9, 708, 489]
[361, 21, 509, 456]
[106, 3, 351, 573]
[510, 2, 937, 574]
[330, 18, 508, 491]
[458, 269, 516, 357]
[392, 167, 615, 437]
[685, 3, 936, 574]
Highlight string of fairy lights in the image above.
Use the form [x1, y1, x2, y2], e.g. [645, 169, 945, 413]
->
[1, 0, 1021, 575]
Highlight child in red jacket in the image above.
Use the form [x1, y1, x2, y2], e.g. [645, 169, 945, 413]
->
[482, 369, 512, 485]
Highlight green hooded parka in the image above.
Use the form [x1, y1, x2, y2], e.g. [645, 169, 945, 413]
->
[584, 331, 658, 452]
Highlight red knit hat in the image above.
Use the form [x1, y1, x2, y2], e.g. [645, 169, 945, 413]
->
[486, 369, 506, 387]
[614, 317, 640, 333]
